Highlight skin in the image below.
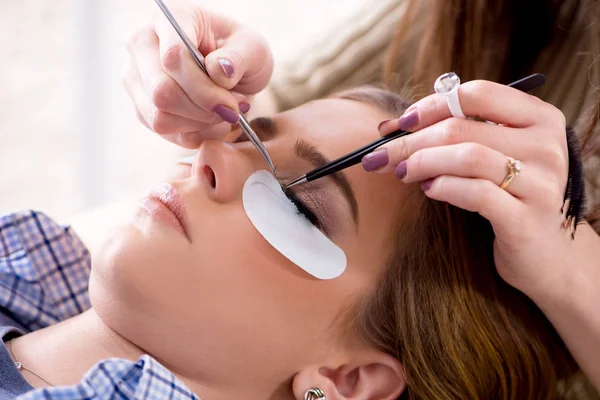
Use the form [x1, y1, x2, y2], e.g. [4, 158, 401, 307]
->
[10, 99, 405, 400]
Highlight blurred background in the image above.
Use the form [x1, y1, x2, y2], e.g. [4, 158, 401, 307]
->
[0, 0, 367, 220]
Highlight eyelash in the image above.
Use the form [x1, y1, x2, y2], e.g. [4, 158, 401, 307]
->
[283, 189, 321, 229]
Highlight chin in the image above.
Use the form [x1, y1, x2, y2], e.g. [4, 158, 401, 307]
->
[88, 226, 200, 362]
[92, 223, 144, 284]
[93, 221, 196, 306]
[89, 229, 172, 343]
[92, 225, 165, 301]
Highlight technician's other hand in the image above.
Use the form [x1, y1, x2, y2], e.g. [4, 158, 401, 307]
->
[365, 81, 571, 298]
[123, 0, 273, 148]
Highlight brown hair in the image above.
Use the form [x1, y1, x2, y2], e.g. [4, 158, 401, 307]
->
[335, 87, 599, 399]
[383, 0, 600, 227]
[383, 0, 596, 97]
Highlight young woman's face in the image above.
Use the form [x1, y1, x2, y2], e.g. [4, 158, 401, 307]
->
[90, 98, 408, 384]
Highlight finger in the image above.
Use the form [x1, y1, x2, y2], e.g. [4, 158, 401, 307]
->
[421, 175, 525, 239]
[164, 122, 232, 149]
[374, 118, 538, 173]
[205, 27, 273, 93]
[153, 3, 203, 64]
[134, 107, 150, 129]
[379, 80, 561, 136]
[230, 91, 252, 114]
[399, 143, 548, 200]
[122, 62, 211, 137]
[128, 26, 216, 123]
[154, 10, 241, 121]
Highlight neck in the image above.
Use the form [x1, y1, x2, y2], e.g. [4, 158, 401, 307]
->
[10, 310, 144, 387]
[10, 310, 293, 400]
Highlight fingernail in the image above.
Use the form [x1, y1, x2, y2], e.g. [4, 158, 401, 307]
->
[218, 58, 234, 78]
[377, 119, 392, 130]
[213, 104, 240, 124]
[239, 102, 251, 114]
[398, 110, 419, 131]
[421, 179, 433, 192]
[362, 149, 389, 171]
[395, 161, 407, 179]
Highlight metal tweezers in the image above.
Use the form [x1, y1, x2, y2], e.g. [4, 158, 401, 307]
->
[154, 0, 277, 176]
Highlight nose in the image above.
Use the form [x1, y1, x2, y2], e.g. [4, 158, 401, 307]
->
[192, 139, 256, 203]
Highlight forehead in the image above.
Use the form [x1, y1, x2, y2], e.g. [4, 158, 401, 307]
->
[275, 98, 385, 156]
[273, 98, 408, 274]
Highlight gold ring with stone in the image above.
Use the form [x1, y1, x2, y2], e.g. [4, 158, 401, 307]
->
[500, 156, 522, 190]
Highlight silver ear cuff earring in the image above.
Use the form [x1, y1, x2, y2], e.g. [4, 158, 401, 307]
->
[304, 387, 326, 400]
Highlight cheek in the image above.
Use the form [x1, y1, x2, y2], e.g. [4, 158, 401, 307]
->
[178, 222, 360, 371]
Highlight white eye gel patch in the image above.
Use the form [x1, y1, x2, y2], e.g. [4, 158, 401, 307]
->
[242, 170, 347, 280]
[179, 156, 195, 165]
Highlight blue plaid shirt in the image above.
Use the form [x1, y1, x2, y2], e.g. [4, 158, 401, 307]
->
[0, 210, 200, 399]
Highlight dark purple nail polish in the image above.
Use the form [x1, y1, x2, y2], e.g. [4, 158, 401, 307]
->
[218, 58, 234, 78]
[377, 119, 392, 130]
[239, 102, 251, 114]
[395, 161, 407, 179]
[398, 110, 419, 131]
[362, 149, 389, 171]
[213, 104, 239, 124]
[421, 179, 433, 192]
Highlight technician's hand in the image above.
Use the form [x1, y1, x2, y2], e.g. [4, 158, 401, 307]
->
[123, 0, 273, 148]
[363, 81, 572, 297]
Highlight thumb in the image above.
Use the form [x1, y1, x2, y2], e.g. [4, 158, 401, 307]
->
[153, 5, 272, 94]
[153, 3, 205, 70]
[205, 26, 274, 94]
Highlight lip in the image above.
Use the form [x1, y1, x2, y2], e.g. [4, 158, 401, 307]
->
[140, 183, 191, 241]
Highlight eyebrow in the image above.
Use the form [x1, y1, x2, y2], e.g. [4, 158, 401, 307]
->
[246, 117, 359, 223]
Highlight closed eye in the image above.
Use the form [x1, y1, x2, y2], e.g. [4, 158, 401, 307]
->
[232, 116, 339, 235]
[283, 188, 322, 230]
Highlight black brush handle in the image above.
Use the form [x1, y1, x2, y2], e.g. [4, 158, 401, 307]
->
[305, 129, 412, 181]
[507, 73, 546, 92]
[305, 73, 546, 183]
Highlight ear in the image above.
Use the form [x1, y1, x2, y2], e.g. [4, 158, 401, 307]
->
[292, 351, 405, 400]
